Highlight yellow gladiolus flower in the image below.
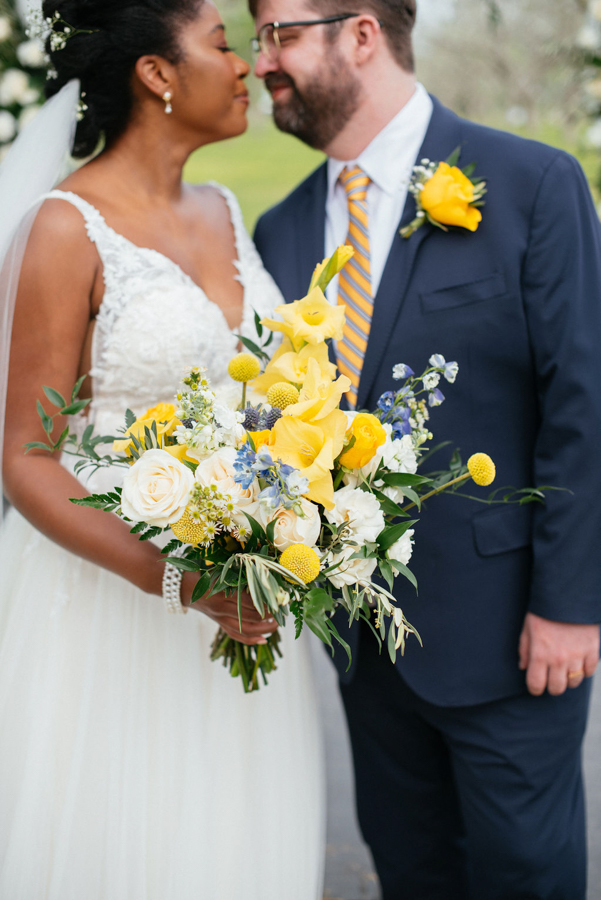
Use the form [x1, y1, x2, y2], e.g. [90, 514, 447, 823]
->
[261, 287, 346, 351]
[309, 245, 355, 292]
[163, 444, 198, 465]
[339, 413, 387, 469]
[252, 341, 337, 395]
[113, 403, 180, 454]
[283, 358, 351, 424]
[420, 162, 482, 232]
[267, 413, 346, 509]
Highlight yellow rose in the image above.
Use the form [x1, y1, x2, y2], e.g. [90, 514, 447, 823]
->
[338, 413, 387, 469]
[261, 287, 346, 351]
[113, 403, 180, 454]
[420, 162, 482, 232]
[246, 429, 271, 450]
[252, 341, 337, 395]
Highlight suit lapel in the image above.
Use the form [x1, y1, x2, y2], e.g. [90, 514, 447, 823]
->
[356, 98, 464, 409]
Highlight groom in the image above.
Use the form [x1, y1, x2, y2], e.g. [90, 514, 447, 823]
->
[251, 0, 601, 897]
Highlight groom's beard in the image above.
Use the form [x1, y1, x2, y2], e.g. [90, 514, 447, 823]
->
[265, 58, 361, 150]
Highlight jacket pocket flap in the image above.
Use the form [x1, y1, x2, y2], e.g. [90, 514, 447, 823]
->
[421, 272, 507, 313]
[473, 503, 532, 557]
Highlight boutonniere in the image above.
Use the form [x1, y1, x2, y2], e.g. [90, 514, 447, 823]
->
[400, 147, 487, 239]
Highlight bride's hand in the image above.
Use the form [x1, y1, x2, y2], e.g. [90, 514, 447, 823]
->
[181, 574, 278, 646]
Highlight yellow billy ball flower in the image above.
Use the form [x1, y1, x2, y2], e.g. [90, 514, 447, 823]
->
[266, 382, 300, 410]
[172, 507, 209, 545]
[280, 544, 321, 585]
[228, 353, 261, 383]
[467, 453, 496, 487]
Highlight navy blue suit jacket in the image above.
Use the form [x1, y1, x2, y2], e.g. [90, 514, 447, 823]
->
[254, 97, 601, 706]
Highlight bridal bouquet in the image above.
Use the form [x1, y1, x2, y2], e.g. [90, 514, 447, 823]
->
[29, 248, 516, 692]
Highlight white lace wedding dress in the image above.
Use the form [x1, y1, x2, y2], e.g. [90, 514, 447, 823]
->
[0, 186, 325, 900]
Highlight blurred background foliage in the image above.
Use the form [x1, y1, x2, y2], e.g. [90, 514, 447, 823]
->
[1, 0, 600, 229]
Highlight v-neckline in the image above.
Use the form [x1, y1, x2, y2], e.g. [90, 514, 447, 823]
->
[53, 189, 247, 336]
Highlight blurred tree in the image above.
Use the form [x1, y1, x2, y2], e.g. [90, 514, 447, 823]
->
[416, 0, 585, 132]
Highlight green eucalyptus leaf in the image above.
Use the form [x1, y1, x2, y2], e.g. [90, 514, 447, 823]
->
[43, 385, 66, 409]
[60, 399, 91, 417]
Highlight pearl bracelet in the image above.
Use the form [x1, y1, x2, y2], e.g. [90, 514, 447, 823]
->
[162, 559, 187, 615]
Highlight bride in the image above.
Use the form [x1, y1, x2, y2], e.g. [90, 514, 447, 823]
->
[0, 0, 324, 897]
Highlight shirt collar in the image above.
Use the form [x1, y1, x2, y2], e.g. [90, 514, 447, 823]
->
[327, 82, 433, 203]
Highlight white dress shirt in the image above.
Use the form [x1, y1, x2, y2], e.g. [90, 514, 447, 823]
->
[325, 82, 433, 303]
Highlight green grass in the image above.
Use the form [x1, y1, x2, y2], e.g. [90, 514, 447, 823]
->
[183, 113, 600, 233]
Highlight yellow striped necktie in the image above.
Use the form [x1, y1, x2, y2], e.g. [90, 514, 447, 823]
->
[336, 165, 372, 409]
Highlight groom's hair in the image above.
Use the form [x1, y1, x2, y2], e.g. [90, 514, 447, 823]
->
[249, 0, 417, 72]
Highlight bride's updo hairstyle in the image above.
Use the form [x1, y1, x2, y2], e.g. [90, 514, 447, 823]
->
[43, 0, 203, 158]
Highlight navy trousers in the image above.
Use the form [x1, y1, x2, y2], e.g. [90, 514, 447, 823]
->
[340, 625, 592, 900]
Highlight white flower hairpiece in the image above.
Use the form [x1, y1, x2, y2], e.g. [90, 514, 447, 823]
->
[25, 6, 98, 53]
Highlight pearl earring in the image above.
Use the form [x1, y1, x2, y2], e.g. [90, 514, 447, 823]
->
[163, 91, 172, 115]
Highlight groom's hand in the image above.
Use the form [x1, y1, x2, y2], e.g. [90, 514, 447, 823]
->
[518, 612, 599, 696]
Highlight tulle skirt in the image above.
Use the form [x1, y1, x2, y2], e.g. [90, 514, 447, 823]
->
[0, 508, 325, 899]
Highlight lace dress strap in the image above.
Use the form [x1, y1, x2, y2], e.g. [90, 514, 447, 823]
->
[40, 190, 113, 252]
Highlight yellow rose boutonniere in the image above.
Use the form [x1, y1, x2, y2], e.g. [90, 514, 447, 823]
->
[401, 147, 486, 239]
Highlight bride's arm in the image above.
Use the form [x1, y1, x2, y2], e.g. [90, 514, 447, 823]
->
[2, 203, 275, 643]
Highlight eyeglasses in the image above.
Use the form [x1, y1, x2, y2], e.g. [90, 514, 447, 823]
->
[251, 13, 360, 62]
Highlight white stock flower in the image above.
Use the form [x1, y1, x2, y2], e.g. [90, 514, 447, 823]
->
[121, 449, 194, 528]
[326, 547, 377, 589]
[258, 498, 321, 552]
[212, 403, 245, 447]
[0, 16, 12, 42]
[387, 529, 415, 566]
[16, 38, 46, 68]
[0, 69, 30, 106]
[0, 110, 16, 143]
[326, 484, 385, 543]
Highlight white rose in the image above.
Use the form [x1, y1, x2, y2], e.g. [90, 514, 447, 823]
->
[0, 16, 12, 42]
[195, 446, 259, 522]
[258, 498, 321, 551]
[0, 110, 16, 143]
[18, 104, 40, 131]
[326, 547, 377, 589]
[121, 449, 194, 528]
[325, 484, 385, 543]
[16, 38, 46, 68]
[387, 529, 415, 566]
[0, 69, 30, 106]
